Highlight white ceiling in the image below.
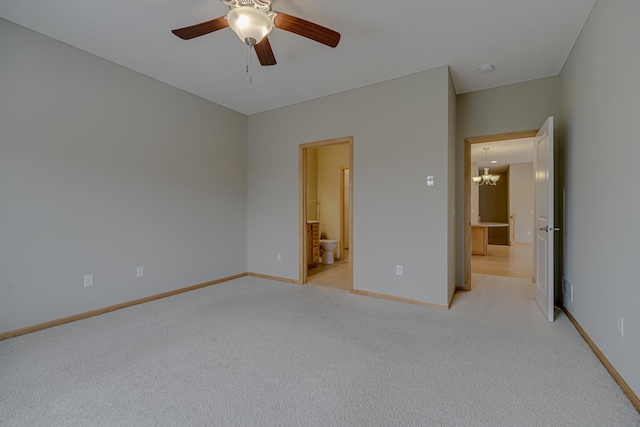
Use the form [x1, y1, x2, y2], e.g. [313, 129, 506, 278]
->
[0, 0, 595, 115]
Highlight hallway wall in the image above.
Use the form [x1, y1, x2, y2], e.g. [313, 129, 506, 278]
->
[479, 172, 509, 245]
[509, 162, 534, 244]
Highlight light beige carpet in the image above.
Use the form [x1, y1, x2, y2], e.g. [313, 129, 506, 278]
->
[1, 274, 638, 426]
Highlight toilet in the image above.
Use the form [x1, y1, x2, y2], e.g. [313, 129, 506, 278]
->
[319, 239, 338, 264]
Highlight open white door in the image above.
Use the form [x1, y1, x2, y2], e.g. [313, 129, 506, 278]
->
[534, 117, 557, 321]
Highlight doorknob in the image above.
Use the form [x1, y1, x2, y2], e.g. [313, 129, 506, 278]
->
[539, 226, 561, 232]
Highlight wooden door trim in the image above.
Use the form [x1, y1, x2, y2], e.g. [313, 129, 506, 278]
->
[299, 137, 353, 288]
[339, 166, 349, 261]
[464, 130, 537, 291]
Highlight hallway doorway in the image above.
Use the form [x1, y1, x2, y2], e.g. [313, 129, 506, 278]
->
[464, 130, 537, 290]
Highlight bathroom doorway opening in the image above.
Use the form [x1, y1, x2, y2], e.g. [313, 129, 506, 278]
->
[299, 137, 353, 290]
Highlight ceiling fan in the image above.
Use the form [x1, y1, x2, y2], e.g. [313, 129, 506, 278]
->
[171, 0, 341, 66]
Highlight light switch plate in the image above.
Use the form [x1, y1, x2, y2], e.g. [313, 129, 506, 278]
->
[84, 274, 93, 287]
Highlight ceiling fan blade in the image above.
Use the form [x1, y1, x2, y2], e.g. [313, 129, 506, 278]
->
[254, 37, 277, 66]
[172, 17, 229, 40]
[274, 12, 340, 48]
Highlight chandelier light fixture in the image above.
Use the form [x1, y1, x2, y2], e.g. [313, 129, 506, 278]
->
[472, 147, 500, 186]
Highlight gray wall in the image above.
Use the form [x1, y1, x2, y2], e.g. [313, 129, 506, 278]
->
[509, 162, 534, 244]
[560, 0, 640, 397]
[480, 173, 509, 245]
[248, 66, 454, 306]
[0, 19, 248, 333]
[455, 76, 561, 285]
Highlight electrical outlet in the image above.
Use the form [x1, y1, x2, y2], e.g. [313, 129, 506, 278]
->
[618, 317, 624, 338]
[276, 252, 281, 261]
[136, 266, 144, 278]
[396, 265, 403, 276]
[84, 274, 93, 287]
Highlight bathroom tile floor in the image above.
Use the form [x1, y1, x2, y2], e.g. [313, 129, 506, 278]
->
[307, 260, 351, 290]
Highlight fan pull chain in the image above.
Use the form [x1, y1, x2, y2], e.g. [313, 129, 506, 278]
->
[246, 44, 253, 84]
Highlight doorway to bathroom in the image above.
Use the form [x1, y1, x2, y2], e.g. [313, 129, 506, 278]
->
[299, 137, 353, 290]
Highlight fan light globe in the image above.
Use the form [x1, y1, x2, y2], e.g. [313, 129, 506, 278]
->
[227, 6, 273, 45]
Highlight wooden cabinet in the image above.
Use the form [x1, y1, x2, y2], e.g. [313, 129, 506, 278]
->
[472, 223, 509, 255]
[307, 222, 320, 267]
[471, 225, 488, 255]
